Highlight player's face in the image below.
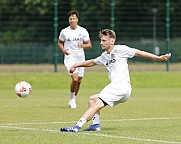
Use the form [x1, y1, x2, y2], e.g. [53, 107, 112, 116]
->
[69, 14, 78, 29]
[100, 35, 112, 50]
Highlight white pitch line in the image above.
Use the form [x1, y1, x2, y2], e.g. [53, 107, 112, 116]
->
[101, 117, 181, 122]
[0, 121, 77, 126]
[0, 125, 58, 133]
[0, 125, 181, 144]
[79, 133, 181, 144]
[0, 117, 180, 126]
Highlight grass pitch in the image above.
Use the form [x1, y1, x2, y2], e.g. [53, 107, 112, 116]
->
[0, 72, 181, 144]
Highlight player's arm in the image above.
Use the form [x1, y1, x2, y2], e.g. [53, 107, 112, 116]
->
[135, 50, 171, 62]
[57, 39, 70, 55]
[70, 59, 96, 73]
[78, 39, 92, 49]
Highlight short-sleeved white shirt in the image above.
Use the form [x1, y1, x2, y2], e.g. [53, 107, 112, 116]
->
[94, 45, 137, 83]
[59, 25, 90, 59]
[94, 45, 137, 107]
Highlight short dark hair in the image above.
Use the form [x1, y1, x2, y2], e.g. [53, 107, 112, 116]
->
[99, 29, 116, 39]
[68, 10, 79, 18]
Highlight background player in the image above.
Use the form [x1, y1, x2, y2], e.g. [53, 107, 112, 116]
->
[58, 10, 92, 109]
[60, 29, 171, 132]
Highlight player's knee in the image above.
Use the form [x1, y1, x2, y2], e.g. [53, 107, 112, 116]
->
[72, 78, 79, 83]
[90, 95, 97, 101]
[72, 77, 82, 83]
[88, 95, 98, 106]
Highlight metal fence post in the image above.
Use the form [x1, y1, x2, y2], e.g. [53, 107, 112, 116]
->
[54, 0, 58, 72]
[166, 0, 170, 71]
[110, 0, 115, 30]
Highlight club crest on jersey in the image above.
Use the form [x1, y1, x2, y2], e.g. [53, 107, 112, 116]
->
[78, 33, 82, 36]
[106, 54, 116, 66]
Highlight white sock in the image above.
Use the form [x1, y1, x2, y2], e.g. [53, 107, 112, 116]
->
[76, 118, 87, 128]
[92, 114, 100, 124]
[70, 92, 76, 99]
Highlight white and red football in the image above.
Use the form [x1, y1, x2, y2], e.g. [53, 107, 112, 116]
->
[15, 81, 32, 98]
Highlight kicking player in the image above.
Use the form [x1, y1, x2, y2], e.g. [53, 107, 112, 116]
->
[60, 29, 171, 132]
[58, 10, 92, 109]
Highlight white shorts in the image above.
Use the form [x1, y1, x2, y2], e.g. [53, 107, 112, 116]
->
[98, 81, 132, 107]
[64, 54, 85, 77]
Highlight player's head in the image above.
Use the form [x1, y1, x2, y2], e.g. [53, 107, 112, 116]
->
[68, 10, 79, 29]
[99, 29, 116, 50]
[68, 10, 79, 19]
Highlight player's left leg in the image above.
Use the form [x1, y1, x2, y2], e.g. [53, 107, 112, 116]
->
[75, 76, 82, 96]
[74, 66, 84, 96]
[83, 112, 101, 131]
[81, 95, 105, 121]
[68, 73, 79, 109]
[60, 95, 105, 133]
[83, 97, 108, 131]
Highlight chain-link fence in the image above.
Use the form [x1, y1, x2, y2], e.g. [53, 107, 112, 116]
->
[0, 0, 180, 64]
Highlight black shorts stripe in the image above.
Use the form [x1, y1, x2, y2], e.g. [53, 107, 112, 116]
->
[98, 97, 108, 106]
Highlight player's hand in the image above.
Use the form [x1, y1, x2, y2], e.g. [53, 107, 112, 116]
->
[78, 42, 84, 48]
[63, 49, 70, 55]
[70, 65, 76, 73]
[159, 53, 171, 61]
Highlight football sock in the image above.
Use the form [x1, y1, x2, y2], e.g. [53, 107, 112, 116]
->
[92, 114, 100, 124]
[76, 118, 87, 128]
[70, 92, 76, 99]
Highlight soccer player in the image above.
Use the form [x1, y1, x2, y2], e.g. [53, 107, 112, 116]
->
[58, 10, 92, 109]
[60, 29, 171, 132]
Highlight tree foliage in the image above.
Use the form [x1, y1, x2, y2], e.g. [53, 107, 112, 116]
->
[0, 0, 181, 42]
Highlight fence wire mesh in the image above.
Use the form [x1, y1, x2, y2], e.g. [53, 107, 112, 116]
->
[0, 0, 180, 64]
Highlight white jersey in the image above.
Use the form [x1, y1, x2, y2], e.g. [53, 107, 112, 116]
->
[59, 25, 90, 59]
[94, 45, 137, 83]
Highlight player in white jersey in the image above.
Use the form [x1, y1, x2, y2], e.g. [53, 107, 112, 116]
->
[60, 29, 171, 132]
[58, 10, 92, 109]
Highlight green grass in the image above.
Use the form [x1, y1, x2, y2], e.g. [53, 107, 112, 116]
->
[0, 72, 181, 144]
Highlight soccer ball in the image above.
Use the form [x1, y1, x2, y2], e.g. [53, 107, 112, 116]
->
[15, 81, 32, 98]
